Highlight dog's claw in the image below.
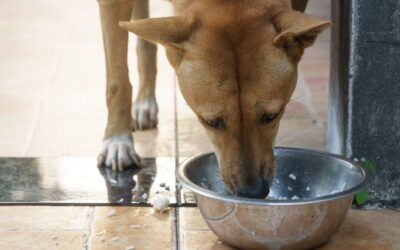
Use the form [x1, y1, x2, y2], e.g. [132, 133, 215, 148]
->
[98, 133, 141, 171]
[111, 159, 117, 171]
[130, 151, 142, 167]
[118, 159, 124, 172]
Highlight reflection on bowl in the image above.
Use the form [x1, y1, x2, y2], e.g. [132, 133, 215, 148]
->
[177, 147, 367, 250]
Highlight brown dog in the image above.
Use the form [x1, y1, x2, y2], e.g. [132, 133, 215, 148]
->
[97, 0, 330, 198]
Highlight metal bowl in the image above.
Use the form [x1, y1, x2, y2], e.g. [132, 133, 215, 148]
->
[177, 147, 367, 250]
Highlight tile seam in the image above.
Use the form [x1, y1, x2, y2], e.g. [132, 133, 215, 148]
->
[82, 207, 95, 250]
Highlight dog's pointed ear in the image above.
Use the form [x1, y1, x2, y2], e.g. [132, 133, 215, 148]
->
[272, 10, 330, 59]
[119, 16, 191, 52]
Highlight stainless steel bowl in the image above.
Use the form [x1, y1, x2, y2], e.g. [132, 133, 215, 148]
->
[177, 147, 367, 250]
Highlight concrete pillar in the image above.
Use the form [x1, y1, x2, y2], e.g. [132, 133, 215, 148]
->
[328, 0, 400, 206]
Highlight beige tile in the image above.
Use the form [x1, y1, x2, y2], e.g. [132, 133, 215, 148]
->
[178, 119, 214, 157]
[0, 206, 90, 249]
[0, 92, 38, 156]
[283, 101, 313, 121]
[23, 90, 106, 157]
[277, 122, 326, 150]
[0, 206, 91, 230]
[0, 231, 87, 250]
[318, 209, 400, 250]
[182, 231, 237, 250]
[0, 0, 79, 24]
[299, 63, 330, 78]
[89, 207, 173, 250]
[311, 93, 329, 122]
[277, 99, 327, 150]
[0, 41, 61, 98]
[180, 207, 400, 250]
[180, 207, 209, 231]
[179, 207, 237, 250]
[133, 126, 176, 158]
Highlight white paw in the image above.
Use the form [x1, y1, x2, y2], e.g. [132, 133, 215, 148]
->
[132, 98, 158, 130]
[97, 133, 141, 171]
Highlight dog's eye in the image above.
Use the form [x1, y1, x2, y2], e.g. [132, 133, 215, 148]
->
[207, 118, 226, 130]
[260, 113, 279, 124]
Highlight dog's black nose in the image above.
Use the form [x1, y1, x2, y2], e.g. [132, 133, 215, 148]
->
[236, 179, 270, 199]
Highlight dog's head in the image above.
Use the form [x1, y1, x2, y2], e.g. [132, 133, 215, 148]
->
[120, 0, 330, 198]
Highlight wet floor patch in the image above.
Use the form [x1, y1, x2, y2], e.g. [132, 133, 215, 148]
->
[0, 157, 176, 205]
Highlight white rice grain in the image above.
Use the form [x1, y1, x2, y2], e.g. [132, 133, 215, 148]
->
[107, 209, 116, 218]
[152, 195, 169, 213]
[291, 195, 300, 200]
[96, 230, 106, 236]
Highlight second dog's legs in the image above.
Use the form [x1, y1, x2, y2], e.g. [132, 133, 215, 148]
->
[292, 0, 309, 12]
[97, 0, 141, 171]
[132, 0, 159, 130]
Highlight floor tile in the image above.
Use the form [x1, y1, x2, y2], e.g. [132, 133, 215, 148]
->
[179, 208, 400, 250]
[277, 100, 326, 150]
[277, 121, 326, 150]
[179, 207, 236, 250]
[22, 91, 106, 157]
[0, 231, 87, 250]
[317, 209, 400, 250]
[0, 206, 91, 230]
[181, 231, 235, 250]
[89, 207, 174, 250]
[0, 92, 38, 156]
[0, 41, 61, 98]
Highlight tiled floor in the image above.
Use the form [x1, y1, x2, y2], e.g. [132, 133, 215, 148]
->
[179, 208, 400, 250]
[0, 0, 399, 249]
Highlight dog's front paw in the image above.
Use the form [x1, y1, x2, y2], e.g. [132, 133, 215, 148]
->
[97, 133, 141, 171]
[132, 98, 158, 130]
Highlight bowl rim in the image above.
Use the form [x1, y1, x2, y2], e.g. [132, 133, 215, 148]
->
[177, 147, 368, 206]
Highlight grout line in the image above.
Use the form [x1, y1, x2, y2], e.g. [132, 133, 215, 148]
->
[21, 100, 43, 156]
[83, 207, 95, 250]
[172, 208, 181, 250]
[173, 75, 181, 250]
